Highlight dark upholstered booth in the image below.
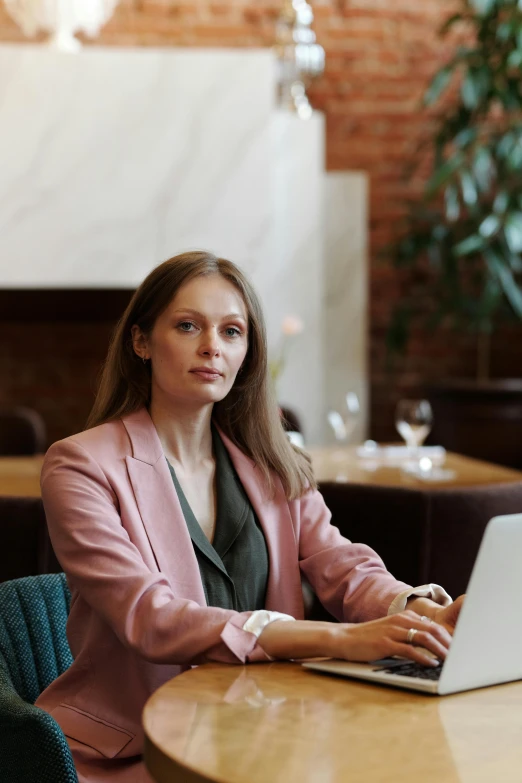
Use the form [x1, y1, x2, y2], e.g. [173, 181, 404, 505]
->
[0, 497, 60, 583]
[0, 408, 47, 456]
[426, 483, 522, 597]
[3, 482, 522, 610]
[319, 480, 522, 600]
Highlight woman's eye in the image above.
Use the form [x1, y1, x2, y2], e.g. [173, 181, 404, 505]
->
[178, 321, 196, 332]
[225, 327, 242, 338]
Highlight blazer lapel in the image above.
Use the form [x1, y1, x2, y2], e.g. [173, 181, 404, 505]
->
[217, 428, 305, 619]
[122, 409, 206, 604]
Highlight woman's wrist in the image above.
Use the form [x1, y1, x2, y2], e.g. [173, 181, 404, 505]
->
[257, 619, 340, 660]
[405, 596, 442, 621]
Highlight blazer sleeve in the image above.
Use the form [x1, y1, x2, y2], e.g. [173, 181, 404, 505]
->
[295, 487, 412, 622]
[41, 439, 272, 666]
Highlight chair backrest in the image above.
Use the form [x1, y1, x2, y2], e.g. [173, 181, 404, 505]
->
[427, 481, 522, 597]
[319, 481, 430, 586]
[0, 496, 62, 584]
[0, 573, 72, 704]
[280, 406, 303, 435]
[0, 406, 47, 455]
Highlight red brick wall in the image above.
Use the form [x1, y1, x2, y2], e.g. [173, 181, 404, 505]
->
[2, 0, 520, 445]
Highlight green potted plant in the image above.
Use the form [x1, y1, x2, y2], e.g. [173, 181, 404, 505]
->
[388, 0, 522, 468]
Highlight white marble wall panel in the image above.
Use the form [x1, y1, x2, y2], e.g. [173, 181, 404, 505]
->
[0, 45, 368, 446]
[323, 172, 369, 444]
[258, 111, 325, 445]
[0, 45, 274, 286]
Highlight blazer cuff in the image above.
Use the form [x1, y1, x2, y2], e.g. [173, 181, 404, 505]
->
[242, 610, 296, 638]
[387, 584, 453, 615]
[242, 610, 296, 661]
[220, 612, 295, 664]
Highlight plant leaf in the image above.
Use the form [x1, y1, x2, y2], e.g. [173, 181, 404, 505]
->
[478, 277, 502, 320]
[425, 154, 464, 196]
[469, 0, 496, 15]
[459, 171, 478, 206]
[507, 50, 522, 69]
[454, 234, 486, 256]
[479, 214, 500, 237]
[461, 73, 480, 109]
[440, 13, 464, 35]
[504, 212, 522, 253]
[507, 137, 522, 170]
[473, 146, 494, 191]
[445, 184, 460, 221]
[455, 128, 477, 148]
[496, 21, 513, 43]
[507, 252, 522, 273]
[497, 133, 515, 159]
[494, 191, 510, 214]
[423, 66, 453, 106]
[484, 249, 522, 318]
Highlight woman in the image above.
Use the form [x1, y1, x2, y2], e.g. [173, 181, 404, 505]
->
[36, 251, 462, 782]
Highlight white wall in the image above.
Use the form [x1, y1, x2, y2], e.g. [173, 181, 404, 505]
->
[0, 44, 367, 445]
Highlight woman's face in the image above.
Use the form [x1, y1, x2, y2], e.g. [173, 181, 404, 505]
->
[133, 274, 249, 410]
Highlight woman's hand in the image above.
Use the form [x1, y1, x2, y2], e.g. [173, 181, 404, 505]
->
[329, 610, 452, 667]
[258, 611, 452, 665]
[432, 594, 465, 634]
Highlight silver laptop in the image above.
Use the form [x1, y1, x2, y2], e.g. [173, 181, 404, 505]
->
[303, 513, 522, 695]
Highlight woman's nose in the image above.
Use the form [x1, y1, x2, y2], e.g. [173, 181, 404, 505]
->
[199, 330, 221, 356]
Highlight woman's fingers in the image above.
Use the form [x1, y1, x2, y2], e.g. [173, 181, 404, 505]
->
[387, 612, 451, 662]
[398, 611, 452, 649]
[423, 621, 451, 649]
[335, 611, 454, 666]
[411, 620, 451, 651]
[396, 628, 448, 661]
[393, 642, 441, 667]
[433, 595, 465, 631]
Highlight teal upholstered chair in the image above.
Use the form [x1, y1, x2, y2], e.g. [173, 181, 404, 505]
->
[0, 573, 78, 782]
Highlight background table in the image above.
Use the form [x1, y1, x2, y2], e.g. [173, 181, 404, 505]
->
[0, 456, 43, 497]
[2, 449, 522, 498]
[143, 662, 522, 783]
[307, 446, 522, 488]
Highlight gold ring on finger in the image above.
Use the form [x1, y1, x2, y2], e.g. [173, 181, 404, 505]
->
[406, 628, 417, 644]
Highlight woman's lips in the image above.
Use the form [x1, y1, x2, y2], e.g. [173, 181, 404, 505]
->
[190, 370, 222, 381]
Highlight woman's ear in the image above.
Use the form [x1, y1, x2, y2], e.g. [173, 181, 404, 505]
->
[131, 324, 149, 360]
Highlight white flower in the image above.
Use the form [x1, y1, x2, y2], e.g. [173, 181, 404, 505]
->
[269, 315, 305, 390]
[281, 315, 304, 336]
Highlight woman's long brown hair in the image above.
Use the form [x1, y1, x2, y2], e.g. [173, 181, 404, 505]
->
[86, 251, 316, 499]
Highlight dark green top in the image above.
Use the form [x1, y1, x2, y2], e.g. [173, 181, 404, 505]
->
[167, 427, 269, 612]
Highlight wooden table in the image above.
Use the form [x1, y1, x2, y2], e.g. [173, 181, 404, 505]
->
[1, 448, 522, 498]
[143, 662, 522, 783]
[0, 455, 44, 497]
[307, 446, 522, 488]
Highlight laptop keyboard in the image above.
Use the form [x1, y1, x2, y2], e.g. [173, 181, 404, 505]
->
[373, 660, 443, 681]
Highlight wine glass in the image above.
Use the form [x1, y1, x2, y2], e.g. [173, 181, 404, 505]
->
[326, 393, 361, 480]
[327, 392, 361, 444]
[395, 399, 433, 451]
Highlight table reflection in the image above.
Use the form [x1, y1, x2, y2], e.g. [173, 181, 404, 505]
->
[438, 684, 522, 783]
[144, 663, 483, 783]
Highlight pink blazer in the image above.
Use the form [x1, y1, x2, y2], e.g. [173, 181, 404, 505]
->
[36, 408, 410, 761]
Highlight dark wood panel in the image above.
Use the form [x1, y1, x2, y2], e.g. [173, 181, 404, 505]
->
[0, 290, 135, 321]
[427, 380, 522, 470]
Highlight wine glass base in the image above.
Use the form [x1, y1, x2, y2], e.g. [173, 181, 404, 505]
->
[401, 463, 456, 482]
